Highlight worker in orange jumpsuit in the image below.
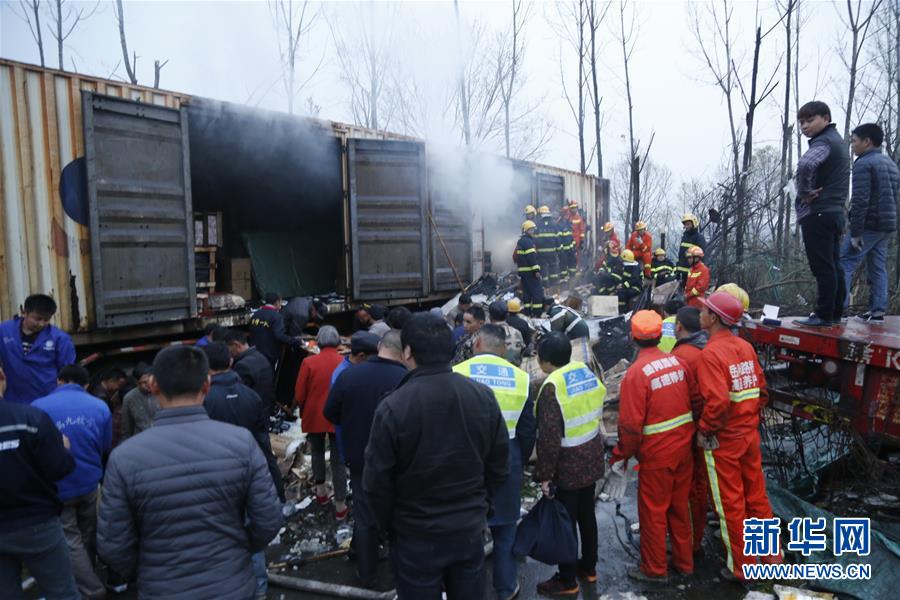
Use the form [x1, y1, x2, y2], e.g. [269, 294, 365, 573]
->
[611, 310, 695, 583]
[566, 200, 586, 254]
[670, 306, 710, 555]
[683, 246, 710, 308]
[626, 221, 653, 278]
[696, 292, 781, 581]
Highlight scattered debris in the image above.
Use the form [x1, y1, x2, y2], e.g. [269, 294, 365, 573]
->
[773, 585, 834, 600]
[743, 592, 776, 600]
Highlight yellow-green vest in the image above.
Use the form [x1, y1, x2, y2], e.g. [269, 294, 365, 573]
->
[658, 316, 677, 353]
[538, 361, 606, 448]
[453, 354, 529, 439]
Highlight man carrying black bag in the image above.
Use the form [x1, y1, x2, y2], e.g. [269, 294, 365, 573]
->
[533, 332, 607, 597]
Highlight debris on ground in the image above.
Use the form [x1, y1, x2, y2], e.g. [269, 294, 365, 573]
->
[773, 585, 835, 600]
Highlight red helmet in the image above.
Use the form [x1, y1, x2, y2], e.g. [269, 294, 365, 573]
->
[700, 291, 744, 326]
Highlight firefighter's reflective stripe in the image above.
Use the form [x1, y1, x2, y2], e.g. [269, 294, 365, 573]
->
[680, 241, 696, 249]
[538, 361, 606, 448]
[517, 264, 540, 272]
[454, 355, 529, 438]
[704, 449, 734, 572]
[729, 388, 759, 403]
[675, 265, 690, 273]
[688, 271, 702, 278]
[642, 411, 693, 435]
[517, 248, 536, 255]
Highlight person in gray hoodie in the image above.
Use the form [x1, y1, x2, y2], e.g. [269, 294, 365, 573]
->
[97, 346, 283, 600]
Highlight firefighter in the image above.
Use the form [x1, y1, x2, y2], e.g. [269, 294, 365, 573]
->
[611, 310, 695, 583]
[516, 221, 544, 316]
[567, 200, 586, 255]
[524, 204, 537, 220]
[536, 206, 561, 290]
[677, 214, 706, 283]
[618, 249, 643, 314]
[594, 241, 624, 296]
[543, 298, 590, 341]
[683, 246, 710, 309]
[696, 291, 780, 581]
[626, 221, 653, 279]
[650, 248, 676, 286]
[557, 208, 576, 284]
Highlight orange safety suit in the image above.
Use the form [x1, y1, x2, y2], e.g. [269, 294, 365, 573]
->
[672, 338, 708, 553]
[626, 230, 653, 278]
[696, 329, 780, 580]
[612, 347, 695, 578]
[684, 261, 710, 308]
[569, 209, 586, 252]
[595, 232, 621, 269]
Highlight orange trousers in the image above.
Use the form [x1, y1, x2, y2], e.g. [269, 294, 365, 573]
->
[637, 450, 694, 577]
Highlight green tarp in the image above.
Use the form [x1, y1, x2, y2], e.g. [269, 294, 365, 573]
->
[242, 231, 340, 298]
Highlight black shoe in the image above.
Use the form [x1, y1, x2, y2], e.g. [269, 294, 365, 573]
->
[627, 567, 669, 583]
[856, 311, 885, 325]
[536, 574, 579, 596]
[796, 314, 831, 327]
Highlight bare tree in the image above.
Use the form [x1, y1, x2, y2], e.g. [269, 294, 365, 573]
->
[616, 0, 647, 231]
[610, 155, 672, 230]
[552, 0, 589, 174]
[451, 16, 507, 148]
[113, 0, 137, 84]
[837, 0, 885, 141]
[153, 59, 169, 89]
[586, 0, 610, 178]
[454, 0, 472, 146]
[11, 0, 45, 67]
[775, 0, 797, 257]
[269, 0, 321, 115]
[497, 0, 529, 158]
[47, 0, 99, 71]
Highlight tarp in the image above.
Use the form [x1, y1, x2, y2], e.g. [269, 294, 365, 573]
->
[768, 481, 900, 599]
[243, 231, 338, 298]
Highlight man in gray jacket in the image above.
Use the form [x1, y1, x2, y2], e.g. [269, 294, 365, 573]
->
[839, 123, 900, 324]
[97, 346, 283, 600]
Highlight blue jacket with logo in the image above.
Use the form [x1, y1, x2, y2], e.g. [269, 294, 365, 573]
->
[33, 384, 112, 501]
[0, 318, 76, 404]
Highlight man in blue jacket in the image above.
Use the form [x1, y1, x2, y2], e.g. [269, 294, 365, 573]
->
[0, 366, 79, 599]
[839, 123, 900, 324]
[0, 294, 76, 404]
[33, 365, 111, 600]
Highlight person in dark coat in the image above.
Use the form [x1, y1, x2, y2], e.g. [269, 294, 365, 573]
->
[0, 366, 79, 599]
[364, 313, 509, 600]
[249, 293, 301, 366]
[516, 221, 544, 316]
[676, 214, 706, 283]
[544, 298, 590, 340]
[282, 296, 326, 337]
[324, 331, 407, 587]
[97, 346, 283, 600]
[223, 329, 276, 415]
[506, 298, 533, 348]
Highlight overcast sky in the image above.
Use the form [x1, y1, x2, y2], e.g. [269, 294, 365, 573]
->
[0, 1, 869, 190]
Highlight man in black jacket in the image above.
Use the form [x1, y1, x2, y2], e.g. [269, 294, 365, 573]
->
[249, 293, 301, 366]
[0, 367, 79, 599]
[363, 313, 509, 600]
[324, 331, 407, 587]
[794, 101, 851, 327]
[223, 329, 277, 415]
[677, 214, 706, 282]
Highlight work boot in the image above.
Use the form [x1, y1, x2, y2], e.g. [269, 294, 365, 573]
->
[796, 313, 832, 327]
[577, 567, 598, 583]
[719, 566, 739, 582]
[627, 567, 669, 583]
[536, 574, 579, 597]
[856, 311, 885, 325]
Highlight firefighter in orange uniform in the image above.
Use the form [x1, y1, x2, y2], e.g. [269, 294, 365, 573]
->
[611, 310, 695, 583]
[683, 246, 710, 308]
[567, 200, 586, 254]
[626, 221, 653, 278]
[696, 292, 780, 581]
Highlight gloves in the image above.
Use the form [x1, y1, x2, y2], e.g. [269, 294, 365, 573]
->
[850, 237, 863, 252]
[697, 432, 720, 450]
[601, 459, 629, 500]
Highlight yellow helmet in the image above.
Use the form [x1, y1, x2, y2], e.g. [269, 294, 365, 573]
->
[654, 248, 666, 257]
[635, 220, 647, 231]
[522, 220, 537, 232]
[602, 221, 614, 232]
[567, 199, 578, 209]
[538, 205, 551, 215]
[525, 205, 536, 216]
[507, 298, 523, 313]
[686, 245, 704, 258]
[716, 283, 750, 312]
[622, 249, 635, 262]
[682, 213, 699, 228]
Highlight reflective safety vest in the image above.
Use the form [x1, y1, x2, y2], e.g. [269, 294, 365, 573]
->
[453, 354, 530, 438]
[538, 361, 606, 448]
[658, 316, 677, 352]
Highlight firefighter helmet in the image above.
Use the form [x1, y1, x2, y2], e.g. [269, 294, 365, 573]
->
[654, 248, 666, 257]
[522, 220, 537, 232]
[507, 298, 523, 313]
[716, 283, 750, 312]
[602, 221, 614, 232]
[525, 205, 536, 216]
[701, 291, 744, 326]
[538, 205, 551, 216]
[686, 245, 704, 258]
[567, 199, 578, 209]
[635, 220, 647, 231]
[622, 249, 635, 262]
[682, 213, 699, 228]
[631, 310, 663, 340]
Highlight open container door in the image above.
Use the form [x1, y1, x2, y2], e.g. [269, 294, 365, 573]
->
[429, 166, 472, 292]
[82, 92, 196, 328]
[348, 139, 429, 300]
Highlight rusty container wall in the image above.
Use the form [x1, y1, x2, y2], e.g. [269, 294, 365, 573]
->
[0, 59, 188, 333]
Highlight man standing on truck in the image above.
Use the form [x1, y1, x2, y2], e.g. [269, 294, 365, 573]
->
[249, 293, 301, 367]
[696, 292, 780, 581]
[0, 294, 76, 405]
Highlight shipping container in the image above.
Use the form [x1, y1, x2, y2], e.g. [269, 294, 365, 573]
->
[0, 58, 598, 353]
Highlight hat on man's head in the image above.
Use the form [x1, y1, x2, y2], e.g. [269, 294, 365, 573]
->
[350, 331, 380, 355]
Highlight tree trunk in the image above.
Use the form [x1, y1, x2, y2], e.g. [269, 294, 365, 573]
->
[577, 0, 586, 174]
[776, 0, 793, 257]
[736, 25, 763, 265]
[116, 0, 137, 84]
[454, 0, 471, 146]
[589, 0, 602, 178]
[33, 0, 45, 68]
[55, 0, 63, 70]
